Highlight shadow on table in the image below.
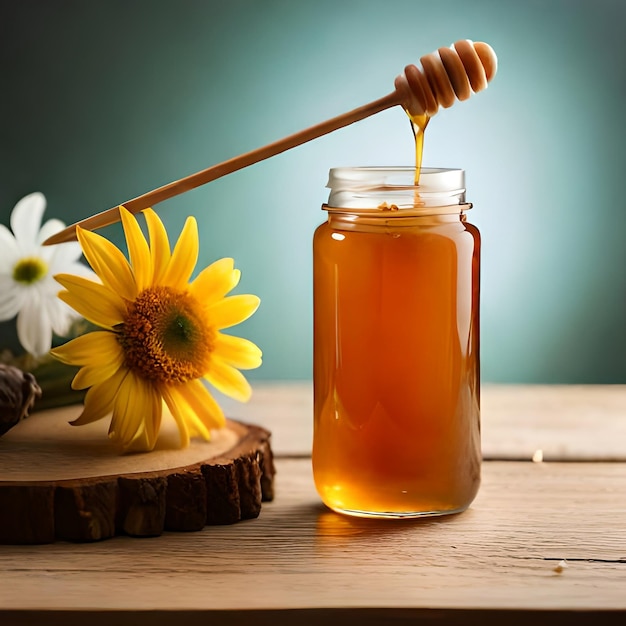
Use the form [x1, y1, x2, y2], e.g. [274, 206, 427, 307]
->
[285, 500, 472, 544]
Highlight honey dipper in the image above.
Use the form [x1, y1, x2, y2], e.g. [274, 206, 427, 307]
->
[45, 40, 497, 245]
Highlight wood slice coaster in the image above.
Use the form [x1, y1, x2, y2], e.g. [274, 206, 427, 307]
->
[0, 404, 275, 544]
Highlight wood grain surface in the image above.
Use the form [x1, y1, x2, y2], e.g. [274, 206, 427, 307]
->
[218, 382, 626, 460]
[0, 384, 625, 625]
[0, 459, 625, 621]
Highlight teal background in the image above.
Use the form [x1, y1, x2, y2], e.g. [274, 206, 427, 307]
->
[1, 0, 624, 383]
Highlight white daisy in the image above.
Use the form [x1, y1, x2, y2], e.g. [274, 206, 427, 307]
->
[0, 192, 95, 357]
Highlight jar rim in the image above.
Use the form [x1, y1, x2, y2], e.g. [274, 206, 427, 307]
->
[325, 167, 466, 211]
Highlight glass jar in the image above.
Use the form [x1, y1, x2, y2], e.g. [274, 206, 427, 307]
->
[312, 167, 481, 518]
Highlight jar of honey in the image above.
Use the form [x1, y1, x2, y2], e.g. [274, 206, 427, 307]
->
[312, 167, 481, 518]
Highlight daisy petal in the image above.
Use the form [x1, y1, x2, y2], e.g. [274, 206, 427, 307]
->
[51, 331, 123, 367]
[207, 294, 260, 330]
[56, 273, 126, 328]
[76, 226, 137, 301]
[37, 218, 66, 247]
[120, 207, 151, 292]
[144, 208, 171, 284]
[0, 279, 27, 320]
[190, 257, 241, 305]
[214, 332, 262, 370]
[70, 367, 127, 426]
[61, 260, 98, 281]
[0, 224, 20, 270]
[205, 356, 252, 402]
[11, 192, 45, 252]
[48, 240, 86, 271]
[16, 291, 52, 357]
[44, 293, 79, 337]
[162, 216, 198, 288]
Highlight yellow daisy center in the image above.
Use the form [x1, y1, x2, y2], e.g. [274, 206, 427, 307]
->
[118, 286, 214, 384]
[13, 257, 48, 285]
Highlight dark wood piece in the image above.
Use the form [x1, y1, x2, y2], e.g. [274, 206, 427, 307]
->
[0, 405, 275, 544]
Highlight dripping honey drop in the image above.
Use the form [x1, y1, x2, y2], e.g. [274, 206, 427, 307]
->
[409, 112, 430, 186]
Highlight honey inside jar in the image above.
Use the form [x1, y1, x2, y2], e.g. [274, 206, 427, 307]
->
[312, 168, 481, 517]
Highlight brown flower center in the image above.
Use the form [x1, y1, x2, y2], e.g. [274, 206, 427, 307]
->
[118, 286, 213, 383]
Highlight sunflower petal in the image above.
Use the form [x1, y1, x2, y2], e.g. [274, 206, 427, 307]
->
[55, 274, 126, 327]
[120, 207, 151, 292]
[207, 294, 260, 330]
[70, 367, 127, 426]
[205, 356, 252, 402]
[177, 379, 226, 431]
[56, 291, 118, 330]
[109, 373, 145, 445]
[51, 331, 122, 366]
[160, 385, 190, 448]
[190, 257, 240, 305]
[71, 350, 125, 390]
[214, 332, 262, 370]
[166, 384, 212, 441]
[144, 208, 171, 285]
[125, 395, 161, 451]
[109, 372, 161, 451]
[76, 225, 137, 301]
[161, 216, 198, 288]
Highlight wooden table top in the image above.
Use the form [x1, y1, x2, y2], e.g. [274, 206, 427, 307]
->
[1, 383, 625, 625]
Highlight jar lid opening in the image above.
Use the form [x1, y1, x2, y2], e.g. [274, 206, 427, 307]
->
[326, 167, 466, 210]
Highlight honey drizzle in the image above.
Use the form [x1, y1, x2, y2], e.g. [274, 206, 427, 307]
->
[409, 112, 430, 185]
[408, 111, 430, 200]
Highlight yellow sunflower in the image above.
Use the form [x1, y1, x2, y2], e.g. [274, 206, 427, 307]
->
[50, 206, 261, 452]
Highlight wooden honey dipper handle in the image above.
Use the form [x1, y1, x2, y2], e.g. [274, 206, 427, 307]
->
[45, 40, 497, 245]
